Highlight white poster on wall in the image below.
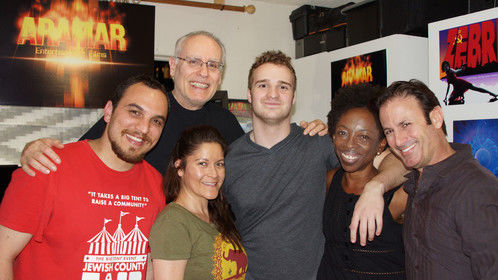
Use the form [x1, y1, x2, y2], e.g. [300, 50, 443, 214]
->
[428, 7, 498, 140]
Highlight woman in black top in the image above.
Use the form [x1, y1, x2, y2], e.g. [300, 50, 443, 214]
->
[317, 84, 408, 279]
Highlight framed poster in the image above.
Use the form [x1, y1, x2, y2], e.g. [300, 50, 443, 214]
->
[228, 99, 252, 133]
[330, 49, 387, 99]
[429, 7, 498, 139]
[0, 0, 155, 108]
[454, 118, 498, 177]
[437, 18, 498, 105]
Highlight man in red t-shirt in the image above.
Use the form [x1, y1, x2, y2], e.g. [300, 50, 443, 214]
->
[0, 75, 168, 280]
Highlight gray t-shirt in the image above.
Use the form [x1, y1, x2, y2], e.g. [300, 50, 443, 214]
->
[224, 123, 338, 280]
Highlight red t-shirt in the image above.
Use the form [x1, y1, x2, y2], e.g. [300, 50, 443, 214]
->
[0, 140, 165, 280]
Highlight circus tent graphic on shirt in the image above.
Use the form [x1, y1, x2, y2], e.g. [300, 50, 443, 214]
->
[122, 216, 148, 255]
[87, 211, 148, 255]
[82, 210, 148, 279]
[87, 218, 114, 255]
[111, 211, 128, 254]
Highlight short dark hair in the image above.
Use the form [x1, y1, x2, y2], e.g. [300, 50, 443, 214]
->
[110, 75, 168, 107]
[328, 84, 385, 140]
[163, 125, 242, 250]
[248, 50, 296, 90]
[377, 79, 447, 135]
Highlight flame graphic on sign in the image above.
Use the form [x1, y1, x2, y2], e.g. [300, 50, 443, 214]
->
[341, 55, 373, 87]
[12, 0, 131, 107]
[17, 0, 127, 51]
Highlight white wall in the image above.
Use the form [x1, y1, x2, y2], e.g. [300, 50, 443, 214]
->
[151, 0, 297, 100]
[292, 34, 428, 123]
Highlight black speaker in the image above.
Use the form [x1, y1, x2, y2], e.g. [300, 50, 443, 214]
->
[343, 0, 469, 46]
[295, 26, 346, 58]
[344, 1, 380, 46]
[290, 3, 353, 40]
[469, 0, 496, 13]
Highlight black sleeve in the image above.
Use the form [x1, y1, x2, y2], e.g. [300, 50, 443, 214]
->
[222, 113, 245, 145]
[205, 103, 245, 145]
[79, 116, 106, 140]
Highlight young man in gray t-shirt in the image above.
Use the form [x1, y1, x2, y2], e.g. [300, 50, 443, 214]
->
[224, 51, 406, 280]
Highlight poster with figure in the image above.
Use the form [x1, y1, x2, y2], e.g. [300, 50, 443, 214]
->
[0, 0, 154, 108]
[437, 18, 498, 106]
[453, 118, 498, 177]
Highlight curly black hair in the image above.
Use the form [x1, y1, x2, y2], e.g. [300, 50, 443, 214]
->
[327, 84, 385, 140]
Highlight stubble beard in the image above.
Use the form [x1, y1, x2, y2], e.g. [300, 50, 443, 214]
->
[110, 130, 150, 164]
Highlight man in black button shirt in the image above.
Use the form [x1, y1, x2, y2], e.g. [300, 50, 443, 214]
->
[378, 79, 498, 279]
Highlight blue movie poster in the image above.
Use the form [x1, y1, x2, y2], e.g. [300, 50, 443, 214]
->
[453, 118, 498, 176]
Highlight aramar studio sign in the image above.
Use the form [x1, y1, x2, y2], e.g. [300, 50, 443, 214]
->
[17, 7, 127, 53]
[0, 0, 154, 108]
[331, 49, 387, 98]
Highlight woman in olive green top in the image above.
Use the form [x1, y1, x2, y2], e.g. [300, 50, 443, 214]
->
[149, 126, 247, 280]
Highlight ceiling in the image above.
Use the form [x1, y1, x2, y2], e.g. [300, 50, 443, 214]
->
[251, 0, 357, 9]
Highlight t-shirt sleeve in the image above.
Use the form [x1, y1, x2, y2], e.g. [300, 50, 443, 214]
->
[79, 116, 105, 140]
[149, 209, 192, 260]
[0, 169, 51, 237]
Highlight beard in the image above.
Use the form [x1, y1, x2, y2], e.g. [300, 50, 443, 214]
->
[110, 130, 151, 164]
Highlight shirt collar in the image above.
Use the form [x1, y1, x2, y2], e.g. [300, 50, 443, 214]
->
[403, 143, 472, 196]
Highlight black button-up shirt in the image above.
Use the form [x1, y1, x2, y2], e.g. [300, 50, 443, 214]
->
[403, 143, 498, 279]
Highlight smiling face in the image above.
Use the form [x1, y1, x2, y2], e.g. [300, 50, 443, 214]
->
[169, 34, 223, 110]
[105, 83, 168, 164]
[177, 142, 225, 202]
[333, 107, 385, 173]
[247, 63, 296, 125]
[379, 95, 442, 171]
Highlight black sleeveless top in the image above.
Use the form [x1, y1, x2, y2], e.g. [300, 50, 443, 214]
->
[317, 169, 405, 280]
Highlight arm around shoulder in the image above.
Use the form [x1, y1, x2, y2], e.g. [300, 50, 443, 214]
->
[349, 151, 409, 245]
[372, 151, 409, 192]
[0, 225, 32, 280]
[20, 138, 64, 176]
[19, 108, 105, 177]
[299, 119, 328, 136]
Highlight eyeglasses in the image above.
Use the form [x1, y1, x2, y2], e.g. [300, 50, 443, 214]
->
[175, 57, 224, 72]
